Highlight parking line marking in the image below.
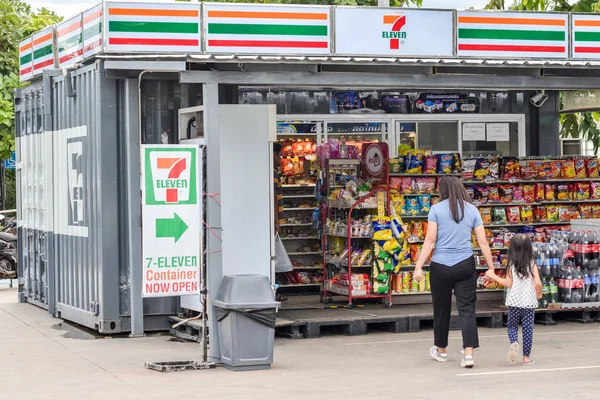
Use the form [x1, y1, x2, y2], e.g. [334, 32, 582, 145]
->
[457, 365, 600, 376]
[344, 329, 600, 346]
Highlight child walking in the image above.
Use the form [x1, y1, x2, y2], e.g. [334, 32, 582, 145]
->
[486, 234, 542, 365]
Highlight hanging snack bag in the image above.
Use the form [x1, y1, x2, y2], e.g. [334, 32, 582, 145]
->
[419, 195, 432, 214]
[452, 153, 462, 174]
[410, 244, 421, 264]
[522, 185, 535, 203]
[579, 204, 592, 220]
[437, 154, 453, 174]
[489, 186, 501, 202]
[588, 159, 600, 178]
[513, 186, 524, 202]
[575, 159, 587, 179]
[551, 161, 563, 179]
[462, 159, 477, 180]
[534, 206, 547, 222]
[377, 258, 395, 272]
[545, 184, 556, 201]
[547, 206, 559, 222]
[593, 182, 600, 200]
[507, 206, 521, 224]
[562, 159, 576, 179]
[535, 183, 545, 201]
[282, 158, 295, 176]
[521, 205, 534, 223]
[474, 158, 491, 180]
[592, 205, 600, 219]
[499, 185, 514, 203]
[424, 155, 439, 174]
[372, 265, 389, 282]
[480, 207, 492, 225]
[575, 182, 591, 200]
[402, 272, 411, 293]
[492, 207, 507, 224]
[373, 279, 390, 294]
[557, 184, 569, 201]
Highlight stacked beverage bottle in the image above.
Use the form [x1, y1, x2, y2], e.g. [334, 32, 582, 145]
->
[535, 231, 600, 307]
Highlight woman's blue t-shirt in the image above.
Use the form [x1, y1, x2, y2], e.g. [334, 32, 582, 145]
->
[428, 199, 483, 266]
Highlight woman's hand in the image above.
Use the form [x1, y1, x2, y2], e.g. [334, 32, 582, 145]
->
[414, 268, 424, 282]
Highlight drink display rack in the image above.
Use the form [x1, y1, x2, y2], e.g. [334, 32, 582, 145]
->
[322, 159, 393, 307]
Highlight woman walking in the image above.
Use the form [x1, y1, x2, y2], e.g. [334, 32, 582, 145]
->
[413, 176, 495, 368]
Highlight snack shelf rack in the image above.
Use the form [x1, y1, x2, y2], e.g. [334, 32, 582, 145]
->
[322, 185, 393, 307]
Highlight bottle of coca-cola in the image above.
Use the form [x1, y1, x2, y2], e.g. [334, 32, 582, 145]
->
[572, 266, 585, 303]
[592, 231, 600, 261]
[573, 232, 583, 267]
[583, 231, 595, 265]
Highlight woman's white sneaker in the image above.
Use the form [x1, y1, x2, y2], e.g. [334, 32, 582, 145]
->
[461, 355, 474, 368]
[430, 346, 448, 362]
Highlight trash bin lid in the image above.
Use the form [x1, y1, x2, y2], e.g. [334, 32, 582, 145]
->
[213, 275, 281, 309]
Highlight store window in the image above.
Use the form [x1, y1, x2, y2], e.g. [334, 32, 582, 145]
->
[462, 122, 519, 157]
[417, 122, 459, 152]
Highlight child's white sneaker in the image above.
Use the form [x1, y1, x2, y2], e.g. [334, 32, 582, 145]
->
[507, 342, 519, 364]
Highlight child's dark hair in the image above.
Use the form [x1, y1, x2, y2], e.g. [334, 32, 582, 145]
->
[507, 234, 534, 279]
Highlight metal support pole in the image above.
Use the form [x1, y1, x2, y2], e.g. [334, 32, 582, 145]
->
[125, 78, 144, 337]
[203, 83, 222, 361]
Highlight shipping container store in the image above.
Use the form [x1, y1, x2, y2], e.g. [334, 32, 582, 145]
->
[15, 1, 600, 337]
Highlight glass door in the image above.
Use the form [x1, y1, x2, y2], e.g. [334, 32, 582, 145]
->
[324, 120, 388, 157]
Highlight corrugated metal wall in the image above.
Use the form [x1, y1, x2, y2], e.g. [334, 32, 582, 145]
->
[16, 62, 179, 333]
[51, 63, 122, 332]
[15, 80, 53, 311]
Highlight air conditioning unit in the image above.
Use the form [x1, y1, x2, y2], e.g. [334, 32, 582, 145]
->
[561, 139, 582, 156]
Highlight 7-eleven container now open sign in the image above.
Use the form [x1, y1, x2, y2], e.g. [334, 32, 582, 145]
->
[141, 145, 201, 298]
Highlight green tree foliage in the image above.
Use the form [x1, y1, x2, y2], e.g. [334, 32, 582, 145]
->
[0, 0, 61, 208]
[484, 0, 600, 153]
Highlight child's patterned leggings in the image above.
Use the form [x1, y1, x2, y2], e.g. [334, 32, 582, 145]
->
[507, 307, 535, 357]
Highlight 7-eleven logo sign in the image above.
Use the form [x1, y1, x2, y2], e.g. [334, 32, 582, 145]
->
[382, 15, 406, 50]
[144, 148, 197, 206]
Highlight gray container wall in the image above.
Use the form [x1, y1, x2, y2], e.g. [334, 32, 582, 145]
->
[15, 79, 53, 311]
[50, 63, 122, 332]
[16, 63, 179, 333]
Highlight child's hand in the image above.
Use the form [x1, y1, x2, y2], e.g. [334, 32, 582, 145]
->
[535, 283, 543, 299]
[485, 269, 496, 281]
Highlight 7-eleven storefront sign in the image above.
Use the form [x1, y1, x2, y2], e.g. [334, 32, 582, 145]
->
[141, 145, 202, 298]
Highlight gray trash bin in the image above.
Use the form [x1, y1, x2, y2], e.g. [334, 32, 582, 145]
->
[213, 275, 280, 371]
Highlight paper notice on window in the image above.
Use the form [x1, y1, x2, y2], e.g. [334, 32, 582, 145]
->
[462, 123, 486, 141]
[487, 123, 510, 142]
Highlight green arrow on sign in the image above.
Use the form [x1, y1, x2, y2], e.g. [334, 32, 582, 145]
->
[156, 213, 188, 243]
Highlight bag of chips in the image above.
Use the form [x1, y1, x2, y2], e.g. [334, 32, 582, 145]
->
[489, 186, 501, 203]
[545, 184, 556, 201]
[437, 154, 453, 174]
[562, 159, 576, 179]
[588, 159, 599, 178]
[401, 177, 413, 194]
[390, 158, 404, 174]
[593, 182, 600, 200]
[575, 159, 587, 179]
[557, 184, 569, 201]
[502, 157, 521, 180]
[452, 153, 462, 174]
[523, 185, 535, 203]
[535, 183, 545, 202]
[475, 158, 491, 180]
[575, 182, 591, 200]
[492, 207, 507, 224]
[521, 205, 533, 223]
[480, 207, 492, 225]
[551, 161, 563, 179]
[406, 151, 425, 174]
[512, 186, 524, 202]
[579, 204, 592, 220]
[547, 206, 559, 222]
[419, 195, 431, 214]
[592, 205, 600, 219]
[424, 155, 438, 175]
[499, 185, 514, 203]
[462, 159, 477, 181]
[534, 206, 547, 222]
[507, 206, 521, 224]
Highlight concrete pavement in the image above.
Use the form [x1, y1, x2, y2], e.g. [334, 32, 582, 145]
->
[0, 282, 599, 400]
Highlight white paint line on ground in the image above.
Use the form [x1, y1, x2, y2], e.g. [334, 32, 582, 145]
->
[344, 329, 600, 346]
[456, 365, 600, 377]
